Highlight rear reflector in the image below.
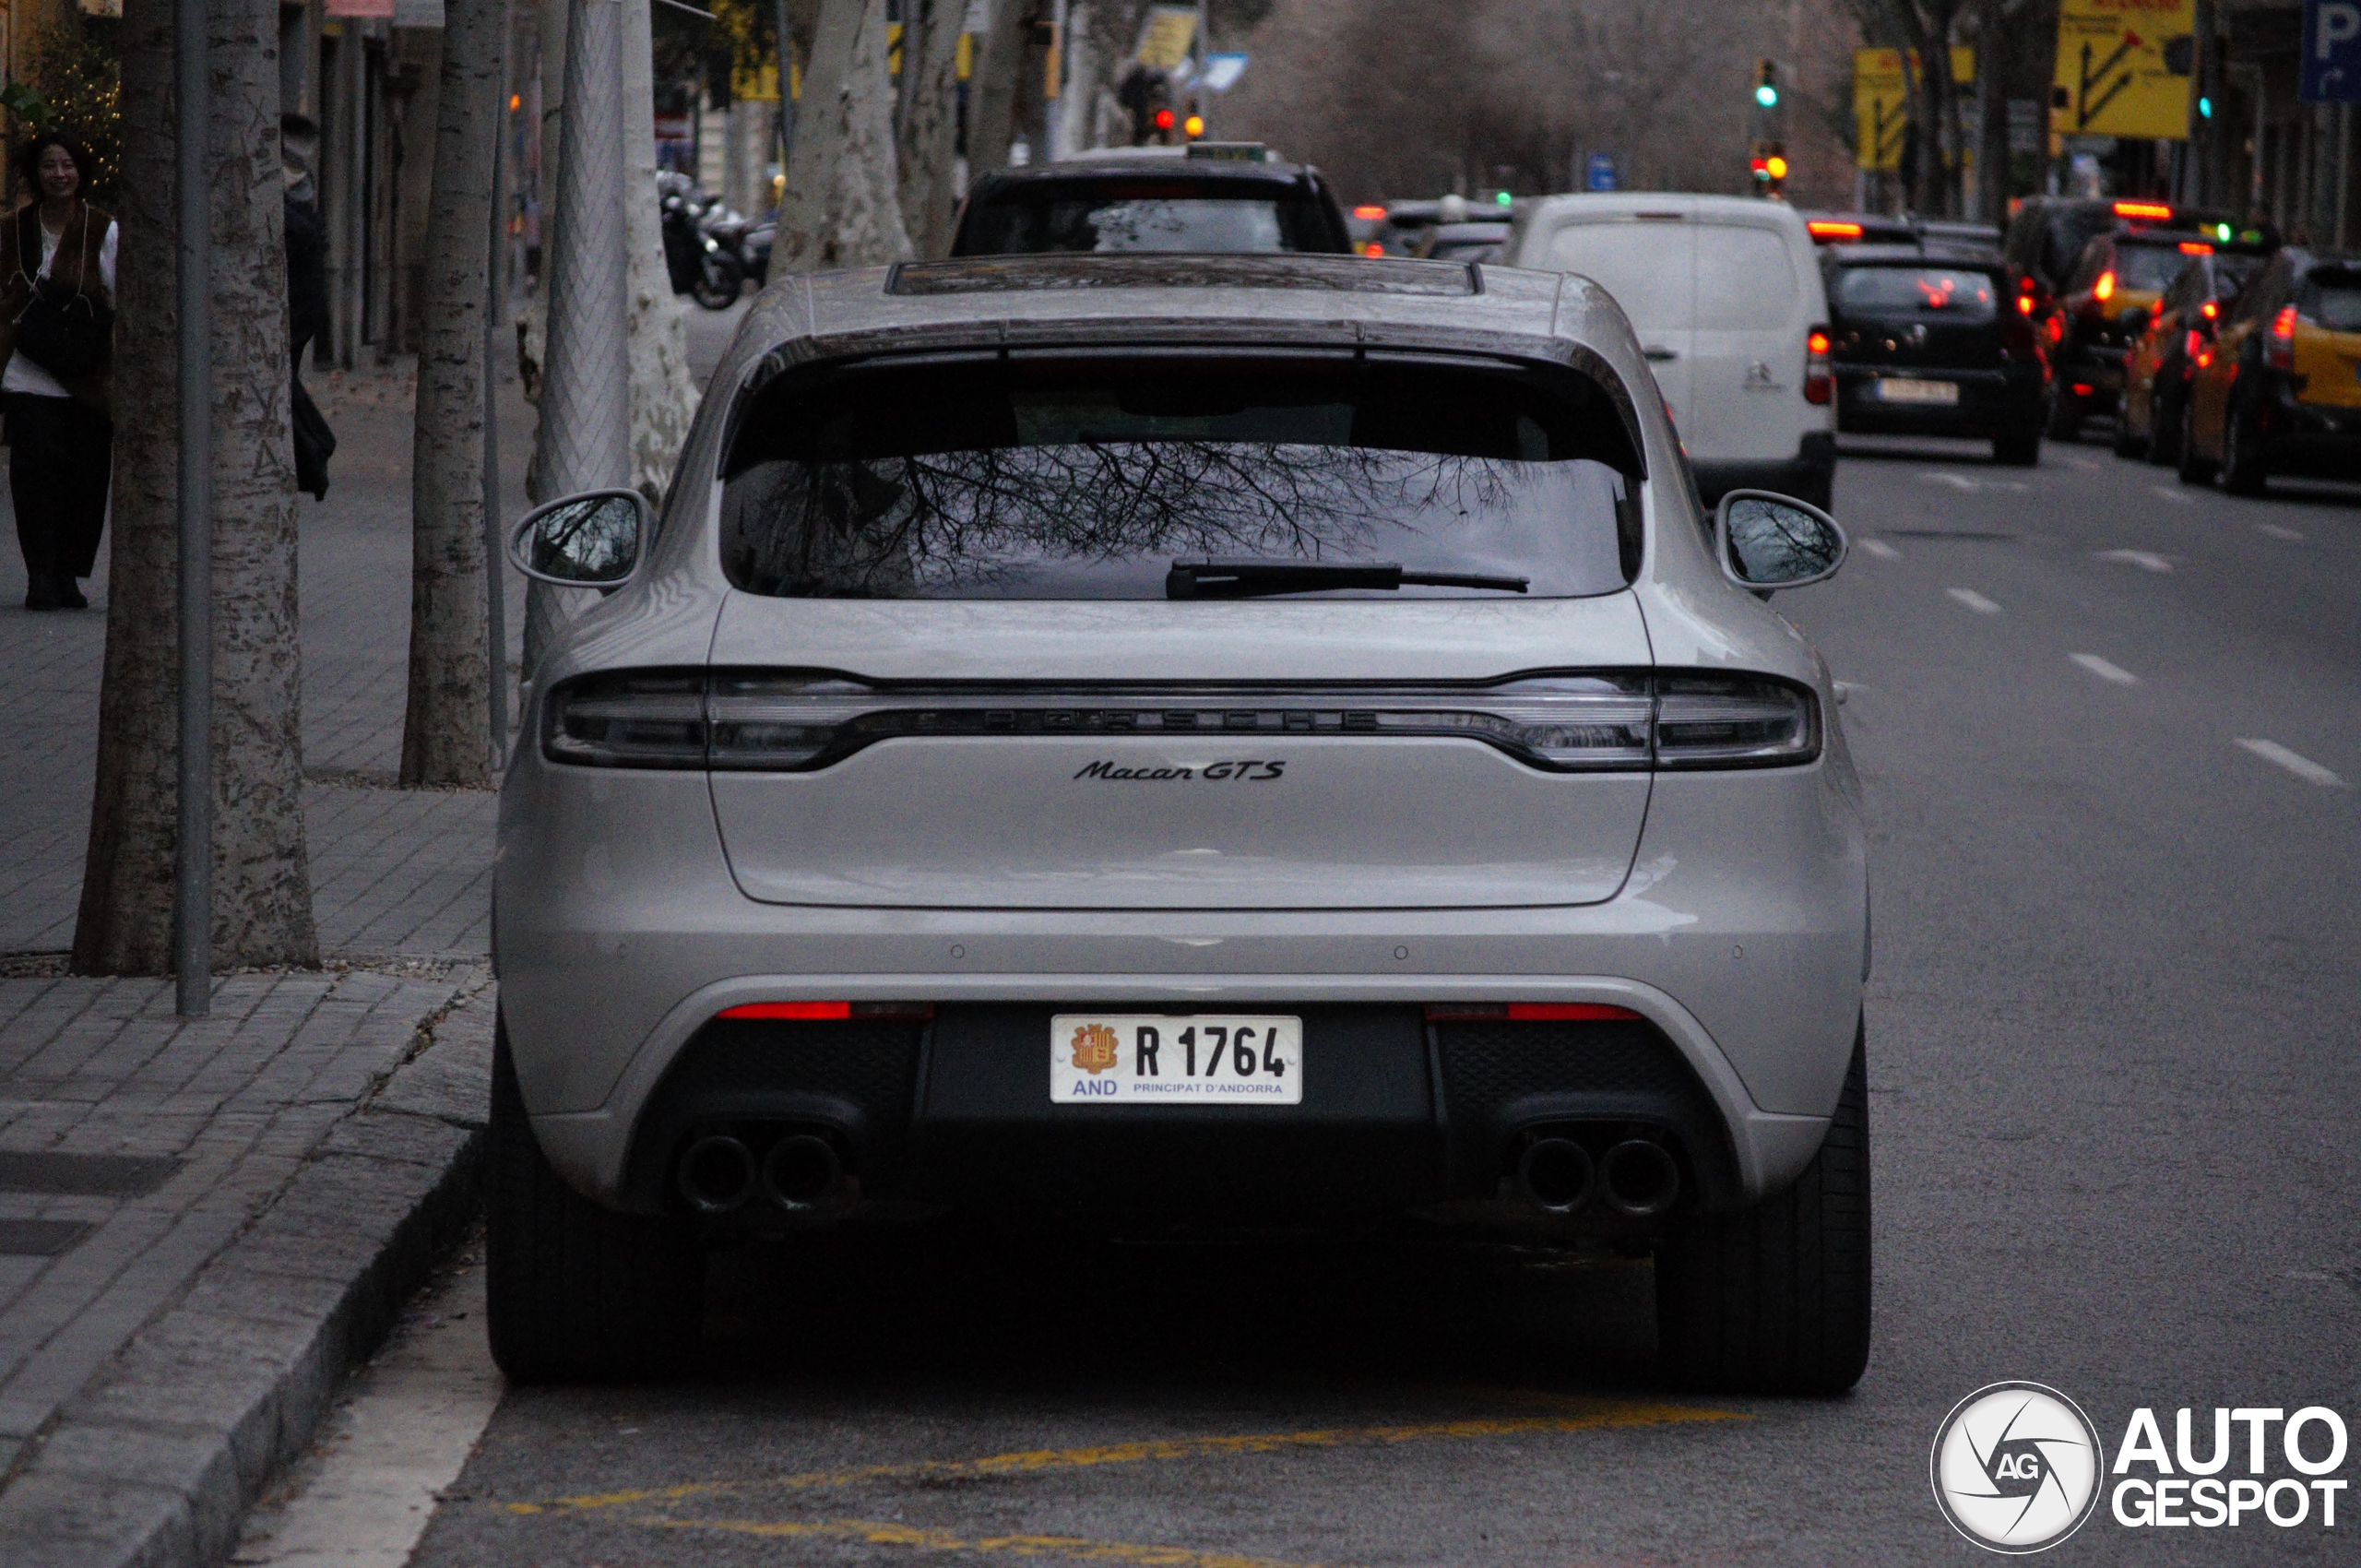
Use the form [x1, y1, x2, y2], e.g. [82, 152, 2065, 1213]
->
[1424, 1003, 1643, 1022]
[715, 1001, 935, 1021]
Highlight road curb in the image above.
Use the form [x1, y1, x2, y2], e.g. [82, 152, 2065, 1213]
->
[0, 986, 496, 1568]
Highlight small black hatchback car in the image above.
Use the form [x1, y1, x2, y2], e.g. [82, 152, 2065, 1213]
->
[1822, 244, 2050, 466]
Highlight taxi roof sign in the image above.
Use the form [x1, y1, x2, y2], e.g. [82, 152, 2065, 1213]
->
[1185, 142, 1270, 162]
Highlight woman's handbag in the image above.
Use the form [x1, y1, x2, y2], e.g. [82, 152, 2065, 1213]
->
[11, 207, 113, 382]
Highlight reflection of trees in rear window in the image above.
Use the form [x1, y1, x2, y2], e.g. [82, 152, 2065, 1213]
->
[718, 366, 1644, 600]
[965, 195, 1327, 254]
[2118, 245, 2194, 293]
[1836, 267, 1998, 320]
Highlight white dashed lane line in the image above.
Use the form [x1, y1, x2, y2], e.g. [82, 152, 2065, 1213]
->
[2070, 653, 2140, 686]
[2255, 522, 2306, 541]
[2094, 549, 2174, 573]
[1947, 588, 2001, 614]
[1857, 538, 1901, 560]
[2236, 740, 2346, 789]
[2150, 486, 2195, 505]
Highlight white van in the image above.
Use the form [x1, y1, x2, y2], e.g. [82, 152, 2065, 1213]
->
[1504, 194, 1836, 508]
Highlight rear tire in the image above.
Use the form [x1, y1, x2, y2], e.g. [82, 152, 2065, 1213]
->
[692, 254, 743, 311]
[1655, 1025, 1870, 1396]
[486, 1021, 706, 1383]
[2176, 401, 2217, 485]
[1992, 424, 2041, 467]
[2221, 402, 2268, 496]
[2111, 415, 2147, 459]
[2147, 389, 2183, 467]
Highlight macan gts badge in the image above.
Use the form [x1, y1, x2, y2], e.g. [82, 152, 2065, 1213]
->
[485, 252, 1871, 1398]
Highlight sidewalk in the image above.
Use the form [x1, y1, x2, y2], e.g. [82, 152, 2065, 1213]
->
[0, 350, 528, 1562]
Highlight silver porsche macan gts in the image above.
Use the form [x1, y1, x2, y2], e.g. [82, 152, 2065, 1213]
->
[489, 252, 1870, 1394]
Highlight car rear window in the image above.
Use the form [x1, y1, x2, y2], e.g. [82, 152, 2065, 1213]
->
[1692, 226, 1799, 330]
[955, 179, 1335, 255]
[2297, 269, 2361, 330]
[1834, 266, 1999, 321]
[2117, 243, 2193, 293]
[720, 358, 1644, 601]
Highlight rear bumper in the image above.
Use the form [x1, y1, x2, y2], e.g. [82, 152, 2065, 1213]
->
[498, 760, 1869, 1219]
[1691, 432, 1836, 505]
[1833, 366, 2042, 436]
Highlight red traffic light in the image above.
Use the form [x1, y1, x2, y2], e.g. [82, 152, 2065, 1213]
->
[1154, 108, 1176, 131]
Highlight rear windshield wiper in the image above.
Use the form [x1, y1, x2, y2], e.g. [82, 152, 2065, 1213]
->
[1166, 558, 1529, 600]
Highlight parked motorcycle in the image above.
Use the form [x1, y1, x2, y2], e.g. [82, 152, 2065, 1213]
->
[659, 186, 742, 310]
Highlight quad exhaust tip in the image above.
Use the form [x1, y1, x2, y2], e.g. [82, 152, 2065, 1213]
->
[1599, 1139, 1680, 1218]
[1516, 1137, 1596, 1212]
[678, 1133, 757, 1213]
[759, 1133, 845, 1211]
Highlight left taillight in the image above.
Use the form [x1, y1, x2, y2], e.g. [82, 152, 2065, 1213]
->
[1804, 327, 1833, 404]
[542, 671, 706, 768]
[2266, 303, 2297, 370]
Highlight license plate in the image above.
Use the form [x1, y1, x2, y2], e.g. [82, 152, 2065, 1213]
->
[1050, 1014, 1302, 1105]
[1876, 377, 1960, 404]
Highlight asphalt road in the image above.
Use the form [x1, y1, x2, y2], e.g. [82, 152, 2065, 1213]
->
[304, 430, 2361, 1566]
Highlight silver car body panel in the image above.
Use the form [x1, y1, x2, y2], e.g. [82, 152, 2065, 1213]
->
[498, 257, 1868, 1213]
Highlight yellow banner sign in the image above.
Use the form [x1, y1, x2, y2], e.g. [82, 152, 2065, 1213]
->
[2053, 0, 2193, 140]
[1854, 47, 1975, 172]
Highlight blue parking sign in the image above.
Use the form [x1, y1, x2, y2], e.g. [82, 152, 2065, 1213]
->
[2303, 0, 2361, 102]
[1585, 153, 1619, 192]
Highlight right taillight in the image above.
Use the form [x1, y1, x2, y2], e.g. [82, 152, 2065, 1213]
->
[1804, 327, 1833, 404]
[2266, 303, 2297, 369]
[1654, 675, 1819, 768]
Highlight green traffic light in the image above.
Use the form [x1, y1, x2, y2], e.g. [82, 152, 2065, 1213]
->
[1754, 84, 1779, 108]
[2215, 222, 2231, 242]
[2197, 95, 2213, 119]
[1494, 190, 1513, 208]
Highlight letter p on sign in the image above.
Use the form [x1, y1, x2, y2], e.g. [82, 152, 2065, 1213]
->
[2303, 1, 2361, 101]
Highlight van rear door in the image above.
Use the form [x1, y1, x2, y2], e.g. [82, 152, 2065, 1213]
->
[1684, 222, 1811, 462]
[1540, 218, 1697, 428]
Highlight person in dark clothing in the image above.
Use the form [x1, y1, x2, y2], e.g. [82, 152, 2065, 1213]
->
[1, 132, 114, 612]
[282, 113, 335, 500]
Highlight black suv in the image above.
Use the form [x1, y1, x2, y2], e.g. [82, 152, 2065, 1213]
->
[952, 149, 1352, 257]
[1822, 244, 2049, 465]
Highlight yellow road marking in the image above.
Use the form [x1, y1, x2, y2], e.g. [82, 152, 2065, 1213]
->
[658, 1514, 1325, 1567]
[507, 1398, 1747, 1517]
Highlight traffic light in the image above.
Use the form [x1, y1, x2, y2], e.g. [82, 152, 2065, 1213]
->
[1182, 112, 1204, 139]
[1754, 58, 1779, 109]
[1750, 140, 1786, 196]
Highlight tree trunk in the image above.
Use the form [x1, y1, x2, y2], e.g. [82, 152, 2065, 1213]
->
[522, 0, 699, 505]
[1976, 1, 2011, 225]
[776, 0, 913, 271]
[401, 0, 506, 788]
[967, 0, 1029, 178]
[622, 0, 699, 501]
[76, 0, 317, 974]
[896, 0, 964, 256]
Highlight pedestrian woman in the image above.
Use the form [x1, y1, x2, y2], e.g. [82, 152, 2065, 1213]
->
[1, 132, 115, 611]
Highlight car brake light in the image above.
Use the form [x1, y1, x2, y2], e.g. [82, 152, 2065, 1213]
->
[1807, 220, 1864, 241]
[2195, 349, 2213, 369]
[1805, 327, 1833, 404]
[1423, 1003, 1645, 1022]
[2016, 292, 2035, 315]
[546, 671, 1819, 773]
[716, 1001, 936, 1021]
[2112, 200, 2173, 220]
[2266, 303, 2297, 369]
[2093, 270, 2116, 303]
[2047, 315, 2065, 344]
[1362, 242, 1383, 257]
[1352, 205, 1387, 220]
[2071, 383, 2094, 397]
[2201, 301, 2217, 319]
[2185, 328, 2203, 360]
[2178, 241, 2212, 255]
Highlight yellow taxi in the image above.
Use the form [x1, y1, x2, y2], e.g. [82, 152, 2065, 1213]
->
[2180, 250, 2361, 494]
[2051, 229, 2225, 438]
[2117, 244, 2267, 463]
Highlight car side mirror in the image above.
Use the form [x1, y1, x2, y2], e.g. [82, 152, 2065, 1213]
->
[1715, 489, 1847, 593]
[507, 489, 647, 589]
